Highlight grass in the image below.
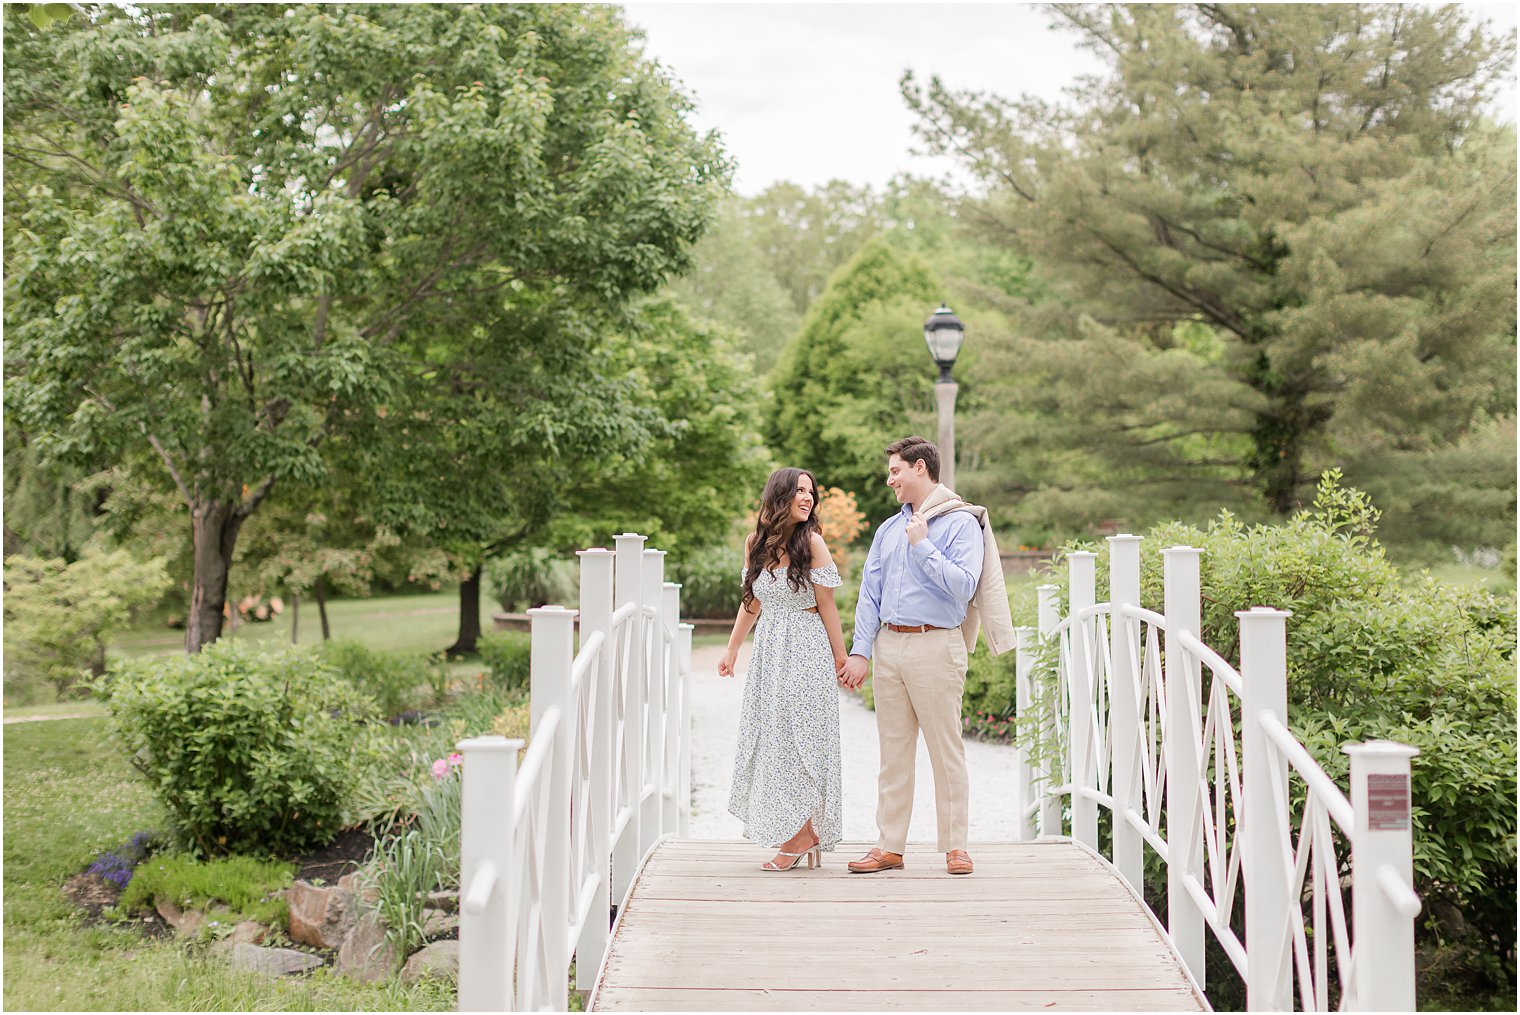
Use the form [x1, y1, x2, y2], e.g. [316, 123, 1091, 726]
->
[120, 854, 296, 927]
[2, 717, 455, 1010]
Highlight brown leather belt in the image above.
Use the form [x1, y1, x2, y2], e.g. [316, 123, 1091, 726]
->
[885, 623, 946, 634]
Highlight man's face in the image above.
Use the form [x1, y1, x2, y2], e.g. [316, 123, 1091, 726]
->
[886, 454, 929, 503]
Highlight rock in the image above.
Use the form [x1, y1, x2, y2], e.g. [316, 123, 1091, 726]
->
[154, 898, 206, 938]
[287, 880, 358, 949]
[227, 921, 268, 945]
[154, 898, 183, 926]
[337, 872, 379, 905]
[422, 908, 458, 940]
[229, 943, 324, 977]
[426, 890, 459, 913]
[401, 940, 460, 984]
[336, 911, 398, 983]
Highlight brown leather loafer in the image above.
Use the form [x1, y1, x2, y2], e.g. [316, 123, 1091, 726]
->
[946, 849, 974, 875]
[847, 848, 905, 873]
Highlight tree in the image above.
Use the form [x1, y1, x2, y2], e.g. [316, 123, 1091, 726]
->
[906, 4, 1516, 527]
[4, 4, 728, 651]
[767, 237, 947, 520]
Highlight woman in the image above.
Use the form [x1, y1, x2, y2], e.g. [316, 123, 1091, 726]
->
[719, 467, 847, 871]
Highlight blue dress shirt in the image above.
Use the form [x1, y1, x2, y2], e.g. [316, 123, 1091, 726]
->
[850, 503, 984, 660]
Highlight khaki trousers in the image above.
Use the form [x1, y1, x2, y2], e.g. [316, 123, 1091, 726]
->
[872, 627, 970, 853]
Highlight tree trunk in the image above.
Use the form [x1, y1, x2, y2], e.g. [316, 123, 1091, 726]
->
[185, 499, 247, 653]
[445, 564, 484, 656]
[315, 575, 332, 641]
[290, 591, 299, 645]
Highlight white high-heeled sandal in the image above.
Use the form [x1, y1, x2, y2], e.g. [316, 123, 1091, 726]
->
[761, 845, 821, 872]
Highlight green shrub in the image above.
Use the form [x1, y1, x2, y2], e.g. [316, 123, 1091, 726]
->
[668, 545, 740, 619]
[319, 640, 433, 718]
[3, 546, 171, 701]
[486, 548, 576, 612]
[120, 853, 295, 927]
[100, 641, 374, 857]
[412, 768, 462, 890]
[477, 631, 532, 694]
[363, 829, 442, 959]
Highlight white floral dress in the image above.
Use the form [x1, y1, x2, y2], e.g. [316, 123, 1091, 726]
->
[727, 564, 844, 851]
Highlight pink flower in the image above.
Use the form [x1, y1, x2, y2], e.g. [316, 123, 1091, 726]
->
[431, 758, 448, 780]
[448, 753, 463, 768]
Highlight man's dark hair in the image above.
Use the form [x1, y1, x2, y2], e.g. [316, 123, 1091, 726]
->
[884, 435, 940, 482]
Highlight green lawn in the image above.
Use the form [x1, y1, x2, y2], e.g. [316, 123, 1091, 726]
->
[110, 588, 490, 661]
[2, 717, 455, 1010]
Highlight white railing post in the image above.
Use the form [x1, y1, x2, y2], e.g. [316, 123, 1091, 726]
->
[528, 604, 576, 1013]
[677, 621, 694, 837]
[1161, 546, 1206, 989]
[1013, 625, 1039, 841]
[1343, 740, 1421, 1012]
[640, 548, 667, 851]
[611, 533, 646, 905]
[1107, 534, 1144, 888]
[1036, 584, 1063, 837]
[575, 548, 615, 992]
[1067, 551, 1099, 849]
[457, 735, 521, 1012]
[660, 580, 682, 833]
[1239, 606, 1293, 1012]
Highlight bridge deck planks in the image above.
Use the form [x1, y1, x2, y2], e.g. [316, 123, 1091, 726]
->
[590, 839, 1208, 1011]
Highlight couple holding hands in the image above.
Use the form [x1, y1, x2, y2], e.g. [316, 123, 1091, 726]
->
[718, 436, 1015, 876]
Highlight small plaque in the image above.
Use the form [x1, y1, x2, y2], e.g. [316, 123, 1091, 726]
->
[1367, 773, 1410, 831]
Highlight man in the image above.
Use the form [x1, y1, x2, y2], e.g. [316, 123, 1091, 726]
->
[839, 435, 1014, 876]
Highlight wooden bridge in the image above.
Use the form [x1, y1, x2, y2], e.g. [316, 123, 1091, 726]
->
[454, 533, 1422, 1012]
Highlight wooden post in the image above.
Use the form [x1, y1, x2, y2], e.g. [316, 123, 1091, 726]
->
[457, 735, 520, 1011]
[528, 604, 576, 1013]
[1013, 625, 1038, 841]
[1344, 741, 1421, 1011]
[677, 621, 694, 837]
[611, 534, 646, 904]
[660, 580, 682, 833]
[1036, 584, 1063, 837]
[1107, 534, 1143, 888]
[1240, 606, 1293, 1011]
[640, 549, 667, 850]
[1162, 546, 1206, 988]
[1067, 551, 1098, 849]
[575, 548, 615, 992]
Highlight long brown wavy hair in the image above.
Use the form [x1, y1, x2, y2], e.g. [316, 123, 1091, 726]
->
[741, 467, 821, 608]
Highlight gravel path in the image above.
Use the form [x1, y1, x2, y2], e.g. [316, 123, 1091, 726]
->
[688, 642, 1026, 849]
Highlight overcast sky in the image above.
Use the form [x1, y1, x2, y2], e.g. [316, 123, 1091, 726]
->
[624, 2, 1520, 195]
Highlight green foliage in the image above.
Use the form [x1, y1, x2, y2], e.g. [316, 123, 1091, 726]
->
[668, 545, 742, 619]
[363, 829, 442, 961]
[319, 640, 439, 719]
[412, 771, 462, 891]
[1026, 472, 1515, 992]
[3, 545, 171, 701]
[3, 3, 729, 647]
[120, 853, 295, 927]
[485, 549, 576, 613]
[907, 3, 1516, 537]
[99, 641, 374, 857]
[476, 632, 532, 695]
[767, 237, 943, 519]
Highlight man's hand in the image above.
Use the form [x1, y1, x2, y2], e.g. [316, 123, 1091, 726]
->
[905, 511, 928, 545]
[840, 654, 870, 690]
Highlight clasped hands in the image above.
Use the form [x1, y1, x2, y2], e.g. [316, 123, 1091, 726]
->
[836, 654, 869, 690]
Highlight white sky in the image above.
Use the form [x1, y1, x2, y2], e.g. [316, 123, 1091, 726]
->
[625, 2, 1520, 195]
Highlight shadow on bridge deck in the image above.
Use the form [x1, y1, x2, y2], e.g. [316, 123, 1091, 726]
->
[590, 838, 1208, 1011]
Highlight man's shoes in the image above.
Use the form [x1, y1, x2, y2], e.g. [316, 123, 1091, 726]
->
[847, 848, 905, 873]
[946, 849, 974, 875]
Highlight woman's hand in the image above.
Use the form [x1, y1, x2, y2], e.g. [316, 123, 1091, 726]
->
[717, 647, 739, 678]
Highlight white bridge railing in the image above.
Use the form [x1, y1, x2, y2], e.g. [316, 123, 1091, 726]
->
[455, 533, 692, 1011]
[1012, 536, 1420, 1011]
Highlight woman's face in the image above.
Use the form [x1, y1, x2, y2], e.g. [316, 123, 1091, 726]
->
[789, 474, 816, 525]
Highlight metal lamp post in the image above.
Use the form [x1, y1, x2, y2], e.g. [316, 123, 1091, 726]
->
[924, 303, 966, 490]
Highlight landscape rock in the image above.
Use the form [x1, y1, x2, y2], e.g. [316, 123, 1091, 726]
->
[154, 898, 207, 938]
[401, 940, 460, 984]
[422, 908, 458, 940]
[227, 921, 269, 945]
[228, 943, 324, 978]
[336, 911, 399, 983]
[426, 889, 460, 913]
[337, 871, 380, 905]
[287, 880, 358, 949]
